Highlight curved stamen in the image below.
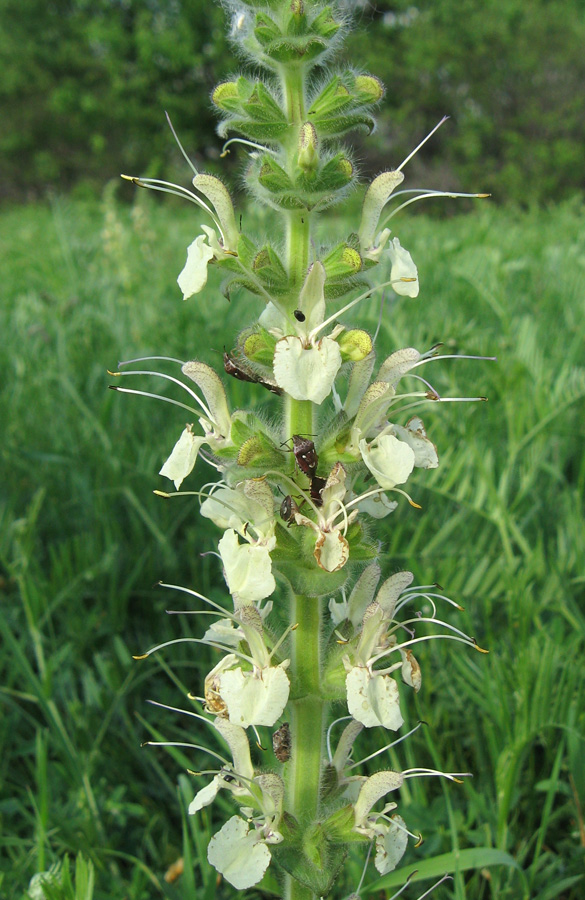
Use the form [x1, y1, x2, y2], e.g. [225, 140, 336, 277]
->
[165, 110, 198, 177]
[118, 355, 186, 368]
[385, 615, 475, 644]
[387, 872, 417, 900]
[326, 716, 354, 762]
[108, 384, 199, 416]
[412, 352, 497, 367]
[143, 741, 228, 764]
[146, 699, 211, 723]
[380, 189, 490, 228]
[158, 582, 239, 623]
[309, 277, 415, 342]
[346, 722, 423, 770]
[221, 137, 278, 158]
[133, 636, 254, 666]
[402, 767, 471, 783]
[108, 369, 213, 421]
[121, 175, 221, 234]
[345, 486, 386, 508]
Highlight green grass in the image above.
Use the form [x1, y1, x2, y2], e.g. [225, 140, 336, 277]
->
[1, 189, 584, 900]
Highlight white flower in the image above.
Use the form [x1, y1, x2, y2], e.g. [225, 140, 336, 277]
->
[388, 237, 419, 297]
[218, 528, 276, 604]
[294, 463, 357, 572]
[205, 770, 284, 888]
[359, 434, 415, 489]
[273, 334, 342, 404]
[358, 171, 405, 251]
[189, 718, 253, 814]
[345, 665, 404, 730]
[159, 424, 206, 489]
[159, 361, 233, 490]
[352, 769, 407, 874]
[203, 605, 291, 728]
[218, 664, 290, 728]
[392, 416, 438, 469]
[372, 815, 409, 875]
[177, 229, 216, 299]
[208, 816, 273, 889]
[201, 479, 276, 540]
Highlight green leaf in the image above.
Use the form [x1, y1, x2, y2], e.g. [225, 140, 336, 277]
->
[364, 847, 521, 892]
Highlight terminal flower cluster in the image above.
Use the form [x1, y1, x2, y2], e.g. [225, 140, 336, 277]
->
[115, 1, 491, 897]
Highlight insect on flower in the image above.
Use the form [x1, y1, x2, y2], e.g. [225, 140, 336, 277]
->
[291, 434, 318, 477]
[223, 350, 283, 395]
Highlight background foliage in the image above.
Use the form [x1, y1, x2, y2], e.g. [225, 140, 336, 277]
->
[1, 0, 585, 203]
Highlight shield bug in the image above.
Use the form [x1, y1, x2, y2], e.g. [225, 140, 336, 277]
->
[280, 495, 299, 525]
[291, 434, 318, 477]
[309, 475, 327, 507]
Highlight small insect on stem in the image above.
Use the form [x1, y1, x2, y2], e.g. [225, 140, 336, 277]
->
[272, 722, 291, 762]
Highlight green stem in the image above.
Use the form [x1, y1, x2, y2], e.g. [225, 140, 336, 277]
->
[286, 593, 326, 900]
[281, 64, 305, 125]
[284, 394, 314, 439]
[286, 209, 311, 288]
[280, 62, 311, 288]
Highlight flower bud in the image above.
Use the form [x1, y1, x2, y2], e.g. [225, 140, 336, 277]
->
[212, 81, 241, 113]
[353, 74, 385, 104]
[337, 329, 373, 362]
[358, 171, 405, 251]
[242, 328, 278, 366]
[322, 243, 362, 280]
[297, 122, 319, 172]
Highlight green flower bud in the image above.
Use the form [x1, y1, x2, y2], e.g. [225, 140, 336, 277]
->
[242, 328, 278, 367]
[212, 81, 241, 113]
[269, 37, 327, 64]
[338, 329, 373, 362]
[320, 806, 360, 843]
[322, 243, 362, 279]
[298, 122, 319, 172]
[252, 244, 289, 292]
[237, 433, 283, 470]
[353, 74, 385, 104]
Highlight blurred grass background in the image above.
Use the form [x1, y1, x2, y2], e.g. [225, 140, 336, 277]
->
[1, 193, 584, 899]
[1, 0, 585, 898]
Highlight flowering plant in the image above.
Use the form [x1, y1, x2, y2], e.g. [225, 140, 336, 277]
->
[113, 2, 490, 897]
